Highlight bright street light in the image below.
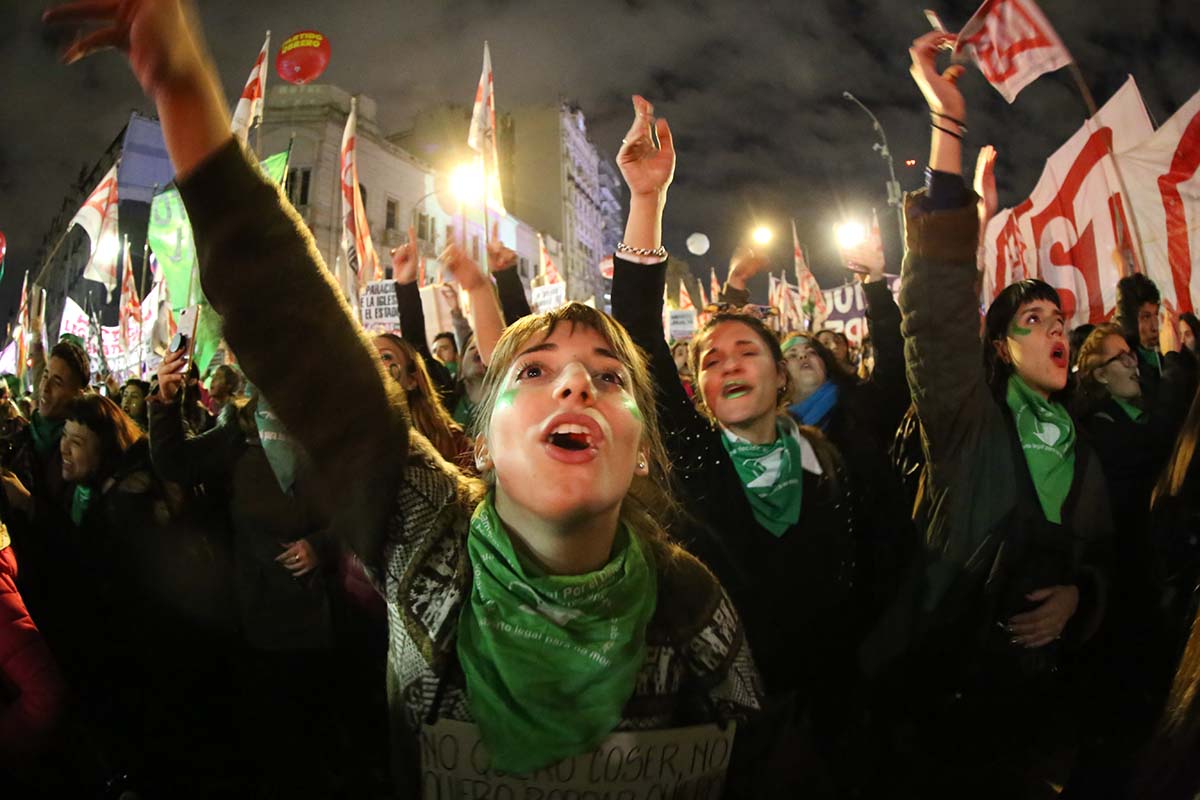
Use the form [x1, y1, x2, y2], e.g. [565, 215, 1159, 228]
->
[449, 162, 485, 204]
[834, 221, 867, 250]
[751, 226, 772, 246]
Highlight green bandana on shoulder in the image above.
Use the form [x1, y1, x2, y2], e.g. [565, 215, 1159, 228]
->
[720, 418, 806, 537]
[70, 484, 93, 527]
[1113, 397, 1147, 424]
[29, 412, 65, 457]
[1006, 374, 1076, 523]
[457, 495, 657, 773]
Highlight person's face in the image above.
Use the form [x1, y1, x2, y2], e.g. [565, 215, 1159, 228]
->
[995, 300, 1068, 396]
[671, 342, 690, 373]
[432, 337, 458, 366]
[373, 337, 418, 391]
[1179, 320, 1196, 352]
[483, 325, 648, 525]
[39, 356, 84, 420]
[784, 339, 827, 400]
[60, 420, 101, 483]
[0, 384, 11, 406]
[1137, 302, 1160, 350]
[1093, 334, 1141, 402]
[816, 331, 848, 365]
[461, 341, 486, 381]
[696, 321, 786, 428]
[121, 385, 147, 420]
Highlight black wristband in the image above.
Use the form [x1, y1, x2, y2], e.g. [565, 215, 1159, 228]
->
[930, 111, 969, 132]
[931, 122, 963, 140]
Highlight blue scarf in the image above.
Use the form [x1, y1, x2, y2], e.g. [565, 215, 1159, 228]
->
[788, 381, 839, 430]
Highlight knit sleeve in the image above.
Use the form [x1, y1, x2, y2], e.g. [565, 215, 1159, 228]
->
[179, 139, 408, 563]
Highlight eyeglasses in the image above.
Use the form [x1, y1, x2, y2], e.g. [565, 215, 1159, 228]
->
[1100, 351, 1137, 369]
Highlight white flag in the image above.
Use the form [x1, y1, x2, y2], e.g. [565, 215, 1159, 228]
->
[231, 32, 271, 141]
[954, 0, 1073, 103]
[466, 42, 507, 214]
[69, 165, 121, 299]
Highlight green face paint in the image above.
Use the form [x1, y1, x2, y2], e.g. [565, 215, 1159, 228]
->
[622, 394, 643, 422]
[1010, 323, 1033, 337]
[495, 388, 517, 412]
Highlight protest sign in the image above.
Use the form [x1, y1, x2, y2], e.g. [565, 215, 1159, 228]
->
[360, 280, 400, 331]
[955, 0, 1073, 103]
[532, 282, 567, 314]
[668, 309, 698, 341]
[420, 719, 735, 800]
[817, 276, 900, 347]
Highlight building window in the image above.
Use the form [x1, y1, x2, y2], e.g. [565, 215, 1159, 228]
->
[385, 199, 398, 231]
[286, 167, 311, 206]
[417, 213, 432, 243]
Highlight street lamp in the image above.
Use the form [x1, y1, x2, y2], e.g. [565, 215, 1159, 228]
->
[834, 221, 867, 251]
[751, 226, 773, 246]
[843, 91, 905, 251]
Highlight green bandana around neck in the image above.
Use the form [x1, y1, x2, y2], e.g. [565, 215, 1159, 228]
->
[70, 484, 93, 527]
[1005, 374, 1076, 523]
[457, 495, 657, 773]
[1139, 346, 1162, 373]
[1113, 396, 1147, 424]
[445, 361, 459, 379]
[29, 412, 65, 457]
[720, 418, 806, 537]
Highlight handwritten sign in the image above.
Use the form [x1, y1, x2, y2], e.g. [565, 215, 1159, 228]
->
[360, 280, 400, 331]
[667, 309, 698, 342]
[420, 720, 735, 800]
[532, 282, 567, 314]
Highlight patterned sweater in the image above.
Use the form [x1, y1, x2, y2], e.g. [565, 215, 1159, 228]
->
[180, 140, 764, 793]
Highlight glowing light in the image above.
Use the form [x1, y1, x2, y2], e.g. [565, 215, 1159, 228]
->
[904, 159, 917, 167]
[834, 222, 867, 250]
[96, 233, 121, 263]
[450, 163, 485, 204]
[751, 226, 772, 246]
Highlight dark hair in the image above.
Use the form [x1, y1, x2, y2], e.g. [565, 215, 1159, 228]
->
[65, 392, 145, 483]
[49, 340, 90, 388]
[814, 328, 849, 353]
[122, 378, 150, 398]
[1116, 273, 1161, 339]
[432, 331, 457, 353]
[1181, 312, 1200, 346]
[1068, 324, 1095, 369]
[688, 311, 791, 419]
[982, 279, 1062, 394]
[784, 333, 854, 392]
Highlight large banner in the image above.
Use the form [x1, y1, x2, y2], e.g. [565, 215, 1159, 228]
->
[1117, 87, 1200, 314]
[980, 77, 1154, 326]
[59, 290, 158, 378]
[816, 277, 901, 347]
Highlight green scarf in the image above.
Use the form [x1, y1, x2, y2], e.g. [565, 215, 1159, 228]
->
[445, 361, 459, 380]
[1005, 375, 1076, 524]
[1114, 397, 1147, 424]
[70, 484, 93, 527]
[1139, 346, 1162, 373]
[720, 418, 806, 537]
[452, 395, 476, 428]
[29, 413, 65, 457]
[457, 496, 657, 773]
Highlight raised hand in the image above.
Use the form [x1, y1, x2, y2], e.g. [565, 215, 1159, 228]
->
[616, 95, 675, 199]
[974, 145, 999, 226]
[439, 242, 487, 292]
[909, 31, 966, 121]
[156, 344, 187, 402]
[438, 282, 461, 314]
[486, 221, 518, 273]
[727, 246, 769, 291]
[390, 226, 418, 284]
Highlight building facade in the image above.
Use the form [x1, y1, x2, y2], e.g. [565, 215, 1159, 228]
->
[258, 84, 543, 302]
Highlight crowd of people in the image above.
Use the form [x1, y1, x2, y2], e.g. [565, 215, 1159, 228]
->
[4, 3, 1200, 799]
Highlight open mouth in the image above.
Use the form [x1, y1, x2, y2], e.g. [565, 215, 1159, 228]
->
[1050, 344, 1068, 368]
[548, 424, 594, 452]
[723, 381, 752, 399]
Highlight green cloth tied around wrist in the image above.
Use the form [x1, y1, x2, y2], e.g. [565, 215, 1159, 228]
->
[29, 412, 65, 457]
[457, 495, 657, 773]
[1006, 374, 1076, 523]
[720, 418, 805, 537]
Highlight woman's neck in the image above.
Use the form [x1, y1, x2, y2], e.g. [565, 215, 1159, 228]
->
[791, 382, 820, 404]
[494, 489, 622, 575]
[465, 378, 485, 404]
[725, 411, 778, 445]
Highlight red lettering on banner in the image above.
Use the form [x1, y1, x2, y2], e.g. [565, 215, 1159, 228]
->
[1028, 128, 1115, 324]
[1157, 112, 1200, 314]
[961, 0, 1056, 84]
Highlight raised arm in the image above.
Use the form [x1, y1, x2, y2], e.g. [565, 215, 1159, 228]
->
[900, 31, 995, 471]
[392, 231, 455, 400]
[47, 0, 408, 560]
[443, 241, 505, 367]
[488, 221, 533, 324]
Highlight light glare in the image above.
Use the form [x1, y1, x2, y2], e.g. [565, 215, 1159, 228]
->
[751, 226, 772, 246]
[835, 222, 866, 250]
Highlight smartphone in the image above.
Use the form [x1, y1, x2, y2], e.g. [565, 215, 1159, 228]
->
[174, 305, 201, 364]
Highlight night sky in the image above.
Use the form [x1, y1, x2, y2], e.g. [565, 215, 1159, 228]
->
[1, 0, 1197, 329]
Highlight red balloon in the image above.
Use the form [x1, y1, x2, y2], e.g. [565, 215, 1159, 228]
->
[276, 30, 331, 85]
[0, 231, 6, 264]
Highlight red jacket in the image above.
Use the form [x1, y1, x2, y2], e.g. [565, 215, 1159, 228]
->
[0, 528, 65, 761]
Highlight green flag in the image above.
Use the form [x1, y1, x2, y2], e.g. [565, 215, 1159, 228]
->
[147, 150, 289, 373]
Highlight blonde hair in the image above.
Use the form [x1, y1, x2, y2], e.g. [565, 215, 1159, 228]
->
[473, 302, 676, 546]
[377, 333, 467, 464]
